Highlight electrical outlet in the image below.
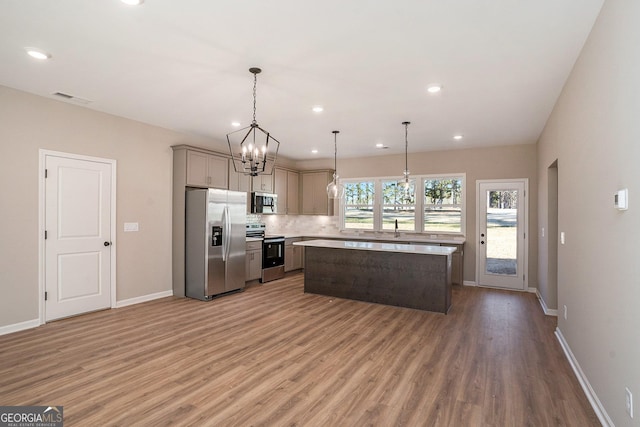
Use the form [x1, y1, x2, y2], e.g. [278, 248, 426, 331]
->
[124, 222, 139, 232]
[626, 387, 633, 418]
[563, 305, 567, 320]
[541, 227, 545, 238]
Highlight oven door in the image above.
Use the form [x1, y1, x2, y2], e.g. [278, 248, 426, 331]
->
[263, 238, 285, 268]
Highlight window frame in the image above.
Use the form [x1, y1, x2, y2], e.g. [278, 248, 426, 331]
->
[422, 174, 466, 235]
[340, 173, 466, 236]
[380, 178, 417, 232]
[341, 179, 377, 231]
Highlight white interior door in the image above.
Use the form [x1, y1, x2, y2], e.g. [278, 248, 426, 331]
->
[45, 154, 113, 321]
[477, 180, 527, 290]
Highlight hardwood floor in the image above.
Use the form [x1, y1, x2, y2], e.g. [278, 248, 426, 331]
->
[0, 273, 599, 426]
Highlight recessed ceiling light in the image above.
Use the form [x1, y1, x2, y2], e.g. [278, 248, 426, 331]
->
[231, 121, 241, 127]
[121, 0, 144, 5]
[25, 48, 51, 60]
[312, 106, 324, 113]
[427, 84, 442, 94]
[311, 149, 318, 154]
[453, 134, 463, 140]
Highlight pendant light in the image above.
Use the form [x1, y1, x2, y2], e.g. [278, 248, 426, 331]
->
[227, 67, 280, 176]
[326, 130, 344, 199]
[400, 121, 411, 191]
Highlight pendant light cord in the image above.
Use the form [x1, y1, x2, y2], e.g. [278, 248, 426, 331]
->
[402, 121, 410, 179]
[405, 123, 408, 174]
[332, 130, 339, 180]
[252, 72, 257, 125]
[334, 132, 338, 172]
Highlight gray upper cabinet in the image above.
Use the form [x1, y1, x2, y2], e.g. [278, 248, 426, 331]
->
[300, 170, 334, 215]
[274, 167, 299, 215]
[251, 174, 274, 193]
[186, 150, 228, 189]
[228, 159, 251, 193]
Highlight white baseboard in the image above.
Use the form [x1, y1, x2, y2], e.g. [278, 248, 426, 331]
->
[0, 291, 172, 336]
[555, 328, 613, 427]
[527, 286, 537, 293]
[462, 280, 477, 286]
[535, 289, 558, 316]
[115, 290, 173, 308]
[0, 318, 41, 336]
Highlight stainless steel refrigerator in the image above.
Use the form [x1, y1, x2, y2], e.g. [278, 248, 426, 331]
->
[185, 188, 246, 300]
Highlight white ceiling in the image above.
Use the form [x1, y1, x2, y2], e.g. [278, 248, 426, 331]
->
[0, 0, 604, 160]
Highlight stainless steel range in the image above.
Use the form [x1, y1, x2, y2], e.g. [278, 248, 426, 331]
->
[245, 224, 285, 283]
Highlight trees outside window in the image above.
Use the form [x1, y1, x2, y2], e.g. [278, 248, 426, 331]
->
[344, 181, 375, 230]
[381, 180, 415, 231]
[424, 177, 463, 233]
[342, 175, 465, 235]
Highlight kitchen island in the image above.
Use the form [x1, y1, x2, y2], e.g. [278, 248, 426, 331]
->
[293, 239, 456, 313]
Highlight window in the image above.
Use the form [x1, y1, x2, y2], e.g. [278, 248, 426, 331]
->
[424, 176, 463, 233]
[342, 174, 465, 235]
[344, 181, 375, 230]
[381, 180, 415, 231]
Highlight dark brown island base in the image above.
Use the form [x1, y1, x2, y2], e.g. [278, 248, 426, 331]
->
[293, 240, 456, 314]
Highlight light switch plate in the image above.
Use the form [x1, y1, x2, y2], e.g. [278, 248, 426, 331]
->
[124, 222, 139, 232]
[615, 188, 628, 210]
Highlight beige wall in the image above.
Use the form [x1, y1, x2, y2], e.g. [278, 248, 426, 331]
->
[0, 85, 224, 328]
[537, 1, 639, 425]
[315, 144, 539, 285]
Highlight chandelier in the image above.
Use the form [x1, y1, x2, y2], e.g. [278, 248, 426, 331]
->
[227, 67, 280, 176]
[326, 130, 344, 199]
[400, 121, 411, 190]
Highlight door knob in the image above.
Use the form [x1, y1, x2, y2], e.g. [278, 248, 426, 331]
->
[104, 241, 111, 246]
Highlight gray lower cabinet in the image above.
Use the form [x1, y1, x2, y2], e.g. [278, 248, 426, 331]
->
[246, 240, 262, 281]
[285, 237, 303, 272]
[450, 245, 463, 286]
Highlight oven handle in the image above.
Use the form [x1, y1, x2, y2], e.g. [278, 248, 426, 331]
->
[263, 238, 285, 244]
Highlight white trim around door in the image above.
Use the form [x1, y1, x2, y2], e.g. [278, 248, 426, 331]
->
[38, 149, 117, 324]
[475, 179, 528, 291]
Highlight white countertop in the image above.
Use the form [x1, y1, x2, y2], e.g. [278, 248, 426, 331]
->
[293, 239, 456, 256]
[283, 233, 465, 245]
[246, 237, 263, 242]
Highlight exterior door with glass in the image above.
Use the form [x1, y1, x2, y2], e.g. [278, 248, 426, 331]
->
[477, 180, 527, 290]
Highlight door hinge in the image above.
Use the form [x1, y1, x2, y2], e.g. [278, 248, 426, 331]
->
[45, 169, 48, 178]
[45, 292, 48, 301]
[44, 230, 47, 240]
[524, 232, 526, 239]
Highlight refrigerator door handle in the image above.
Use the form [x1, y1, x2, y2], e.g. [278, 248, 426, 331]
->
[226, 206, 232, 261]
[221, 206, 228, 262]
[222, 205, 231, 262]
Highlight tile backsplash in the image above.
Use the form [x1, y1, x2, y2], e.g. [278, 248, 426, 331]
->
[254, 214, 465, 242]
[262, 215, 340, 236]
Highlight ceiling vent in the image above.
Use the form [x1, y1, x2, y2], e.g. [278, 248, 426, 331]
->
[52, 92, 91, 105]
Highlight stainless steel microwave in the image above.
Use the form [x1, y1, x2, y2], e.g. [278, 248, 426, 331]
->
[251, 192, 277, 214]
